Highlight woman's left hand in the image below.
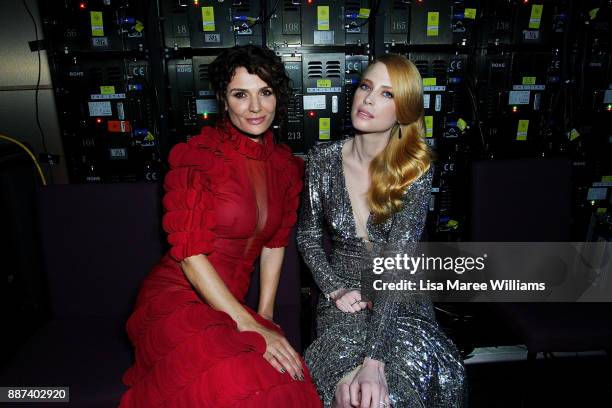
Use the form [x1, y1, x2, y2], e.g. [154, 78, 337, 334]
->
[349, 358, 391, 408]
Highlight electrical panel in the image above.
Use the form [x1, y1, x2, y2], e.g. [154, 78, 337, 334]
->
[344, 0, 371, 46]
[480, 1, 518, 47]
[475, 51, 553, 157]
[301, 1, 346, 46]
[161, 0, 263, 49]
[267, 0, 302, 48]
[302, 53, 346, 152]
[513, 1, 555, 46]
[40, 0, 161, 183]
[233, 2, 265, 46]
[506, 52, 550, 153]
[451, 1, 480, 47]
[43, 0, 148, 53]
[409, 0, 453, 46]
[410, 53, 449, 149]
[161, 0, 193, 49]
[166, 56, 218, 144]
[384, 0, 479, 47]
[580, 3, 611, 112]
[268, 0, 371, 47]
[433, 146, 468, 240]
[278, 54, 305, 153]
[479, 1, 568, 47]
[267, 1, 372, 153]
[344, 55, 370, 137]
[382, 0, 410, 45]
[409, 52, 471, 239]
[39, 0, 610, 242]
[410, 53, 470, 146]
[54, 58, 160, 182]
[477, 53, 512, 124]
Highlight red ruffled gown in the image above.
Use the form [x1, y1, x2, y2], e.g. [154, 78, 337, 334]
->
[119, 121, 322, 407]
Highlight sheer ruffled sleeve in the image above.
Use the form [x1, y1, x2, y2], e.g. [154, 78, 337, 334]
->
[162, 141, 216, 262]
[363, 165, 434, 363]
[265, 147, 304, 248]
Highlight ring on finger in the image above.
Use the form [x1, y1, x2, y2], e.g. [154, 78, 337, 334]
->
[350, 299, 361, 306]
[379, 402, 388, 407]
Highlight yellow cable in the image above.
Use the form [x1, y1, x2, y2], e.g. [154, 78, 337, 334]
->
[0, 133, 48, 186]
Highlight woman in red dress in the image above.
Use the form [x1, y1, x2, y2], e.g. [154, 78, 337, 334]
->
[119, 45, 321, 407]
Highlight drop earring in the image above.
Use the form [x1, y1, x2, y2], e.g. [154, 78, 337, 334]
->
[398, 123, 402, 139]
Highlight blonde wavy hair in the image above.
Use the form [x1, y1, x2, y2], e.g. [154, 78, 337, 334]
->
[366, 54, 433, 223]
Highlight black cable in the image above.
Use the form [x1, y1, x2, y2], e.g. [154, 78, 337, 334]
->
[347, 0, 382, 30]
[141, 77, 164, 160]
[560, 0, 572, 137]
[463, 55, 486, 153]
[22, 0, 48, 154]
[262, 0, 282, 27]
[234, 0, 280, 33]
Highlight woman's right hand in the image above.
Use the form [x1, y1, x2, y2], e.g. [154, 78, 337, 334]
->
[329, 289, 371, 313]
[349, 358, 390, 408]
[239, 322, 305, 381]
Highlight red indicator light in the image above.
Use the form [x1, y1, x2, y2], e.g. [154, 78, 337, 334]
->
[79, 2, 87, 9]
[203, 113, 209, 120]
[512, 106, 518, 113]
[308, 111, 316, 118]
[307, 0, 313, 5]
[194, 0, 199, 6]
[96, 118, 103, 124]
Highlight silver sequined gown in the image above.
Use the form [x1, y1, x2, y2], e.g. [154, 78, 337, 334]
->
[297, 140, 466, 407]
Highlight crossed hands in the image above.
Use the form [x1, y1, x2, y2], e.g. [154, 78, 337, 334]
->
[329, 289, 390, 407]
[333, 358, 391, 408]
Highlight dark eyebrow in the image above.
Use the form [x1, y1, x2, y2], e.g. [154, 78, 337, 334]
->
[229, 86, 272, 93]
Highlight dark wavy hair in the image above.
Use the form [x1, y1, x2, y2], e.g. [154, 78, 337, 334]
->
[208, 45, 290, 126]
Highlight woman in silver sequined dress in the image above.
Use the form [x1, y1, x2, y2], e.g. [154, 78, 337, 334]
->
[297, 54, 466, 408]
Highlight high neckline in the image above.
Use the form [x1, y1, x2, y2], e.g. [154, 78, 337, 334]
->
[216, 118, 274, 160]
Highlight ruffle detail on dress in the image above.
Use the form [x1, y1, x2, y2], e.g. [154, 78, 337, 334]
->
[162, 130, 234, 262]
[214, 119, 275, 161]
[120, 325, 268, 408]
[119, 288, 321, 408]
[121, 271, 268, 398]
[169, 351, 322, 408]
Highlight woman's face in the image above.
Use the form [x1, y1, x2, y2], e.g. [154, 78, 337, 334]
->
[224, 67, 276, 137]
[350, 62, 397, 135]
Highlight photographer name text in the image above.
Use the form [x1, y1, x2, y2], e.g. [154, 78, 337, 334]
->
[373, 279, 547, 291]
